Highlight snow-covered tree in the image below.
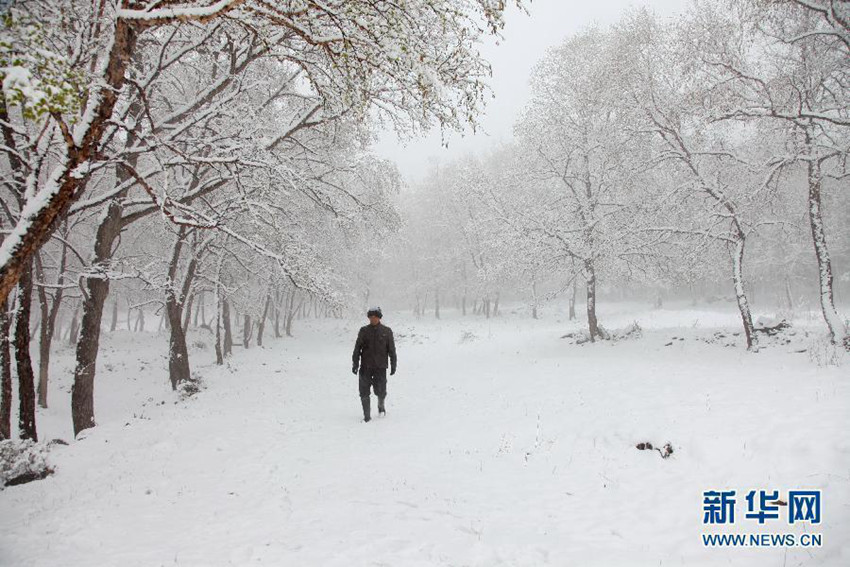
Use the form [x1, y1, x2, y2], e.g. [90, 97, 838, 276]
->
[0, 0, 524, 305]
[507, 26, 656, 340]
[684, 0, 849, 344]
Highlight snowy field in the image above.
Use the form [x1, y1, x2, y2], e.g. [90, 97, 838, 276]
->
[1, 303, 848, 566]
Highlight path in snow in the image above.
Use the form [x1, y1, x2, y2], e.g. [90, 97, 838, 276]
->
[1, 307, 848, 566]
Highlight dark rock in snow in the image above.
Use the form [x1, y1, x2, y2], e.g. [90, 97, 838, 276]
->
[636, 440, 674, 459]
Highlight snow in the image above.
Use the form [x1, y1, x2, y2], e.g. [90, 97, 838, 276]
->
[0, 154, 68, 270]
[1, 303, 848, 566]
[71, 87, 102, 147]
[117, 0, 242, 21]
[69, 161, 91, 180]
[1, 66, 44, 106]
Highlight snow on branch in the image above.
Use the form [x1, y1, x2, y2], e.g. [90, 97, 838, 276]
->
[117, 161, 223, 229]
[117, 0, 247, 26]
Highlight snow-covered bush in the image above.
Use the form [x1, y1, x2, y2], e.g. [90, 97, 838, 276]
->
[178, 372, 206, 400]
[459, 330, 478, 344]
[562, 322, 642, 344]
[0, 440, 53, 488]
[611, 321, 642, 342]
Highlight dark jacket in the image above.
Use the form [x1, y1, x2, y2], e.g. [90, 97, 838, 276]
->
[353, 323, 397, 370]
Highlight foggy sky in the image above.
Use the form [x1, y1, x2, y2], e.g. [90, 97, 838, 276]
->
[373, 0, 686, 185]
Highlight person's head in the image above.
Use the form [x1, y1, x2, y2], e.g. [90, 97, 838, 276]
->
[366, 307, 382, 325]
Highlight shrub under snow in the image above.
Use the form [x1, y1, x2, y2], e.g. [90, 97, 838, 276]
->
[0, 439, 54, 488]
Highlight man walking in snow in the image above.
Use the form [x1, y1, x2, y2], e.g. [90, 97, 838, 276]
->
[352, 307, 397, 422]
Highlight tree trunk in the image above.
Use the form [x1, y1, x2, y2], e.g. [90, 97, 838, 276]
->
[222, 299, 233, 357]
[274, 292, 282, 338]
[215, 289, 223, 365]
[165, 228, 196, 390]
[569, 280, 577, 321]
[807, 155, 846, 344]
[182, 292, 194, 334]
[434, 288, 440, 319]
[135, 307, 145, 332]
[730, 236, 756, 350]
[243, 314, 252, 349]
[257, 294, 271, 347]
[110, 296, 119, 332]
[34, 253, 50, 408]
[54, 312, 64, 340]
[493, 292, 500, 317]
[585, 261, 601, 341]
[38, 228, 74, 416]
[15, 261, 37, 441]
[0, 299, 12, 440]
[461, 295, 466, 316]
[285, 291, 298, 337]
[71, 200, 123, 436]
[0, 103, 21, 439]
[68, 304, 80, 344]
[200, 292, 210, 329]
[166, 297, 190, 390]
[193, 290, 202, 327]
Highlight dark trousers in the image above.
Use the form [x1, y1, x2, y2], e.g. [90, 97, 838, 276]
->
[359, 367, 387, 400]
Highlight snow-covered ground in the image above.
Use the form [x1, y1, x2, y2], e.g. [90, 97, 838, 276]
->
[1, 303, 848, 566]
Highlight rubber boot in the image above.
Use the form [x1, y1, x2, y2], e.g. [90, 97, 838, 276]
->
[361, 396, 371, 422]
[378, 396, 386, 416]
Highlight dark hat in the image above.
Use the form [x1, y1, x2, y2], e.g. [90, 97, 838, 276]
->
[366, 306, 383, 318]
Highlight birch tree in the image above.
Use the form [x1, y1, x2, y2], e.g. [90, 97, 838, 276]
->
[686, 0, 849, 344]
